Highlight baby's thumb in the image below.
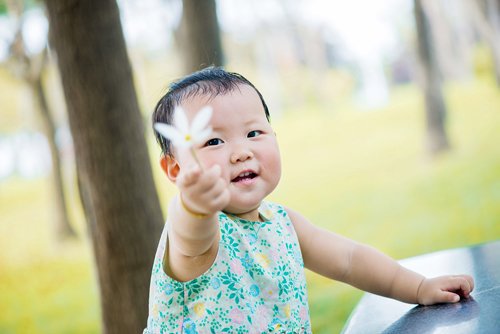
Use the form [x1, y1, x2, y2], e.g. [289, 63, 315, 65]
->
[208, 164, 222, 177]
[178, 165, 201, 187]
[438, 290, 460, 304]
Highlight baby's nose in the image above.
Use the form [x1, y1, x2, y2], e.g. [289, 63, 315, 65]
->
[230, 147, 254, 163]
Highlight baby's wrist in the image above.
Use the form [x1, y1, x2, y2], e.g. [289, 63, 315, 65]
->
[416, 277, 426, 304]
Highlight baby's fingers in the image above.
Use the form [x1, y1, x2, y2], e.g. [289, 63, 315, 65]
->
[177, 165, 201, 188]
[463, 275, 474, 294]
[419, 275, 474, 305]
[205, 164, 222, 180]
[435, 276, 473, 304]
[205, 185, 231, 212]
[448, 275, 474, 298]
[436, 290, 461, 303]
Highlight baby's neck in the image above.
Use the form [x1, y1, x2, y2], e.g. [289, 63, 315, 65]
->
[225, 208, 263, 222]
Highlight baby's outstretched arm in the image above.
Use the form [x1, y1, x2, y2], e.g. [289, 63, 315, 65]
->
[287, 207, 474, 305]
[166, 163, 230, 281]
[342, 243, 474, 305]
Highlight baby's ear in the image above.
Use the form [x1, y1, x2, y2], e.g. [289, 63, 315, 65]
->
[160, 155, 180, 182]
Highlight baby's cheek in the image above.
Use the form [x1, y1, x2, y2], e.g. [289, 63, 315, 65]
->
[266, 152, 282, 179]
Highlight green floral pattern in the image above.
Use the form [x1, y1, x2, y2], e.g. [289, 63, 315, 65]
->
[144, 202, 311, 333]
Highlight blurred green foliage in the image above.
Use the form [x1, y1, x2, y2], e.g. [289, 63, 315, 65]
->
[1, 76, 499, 333]
[0, 0, 39, 14]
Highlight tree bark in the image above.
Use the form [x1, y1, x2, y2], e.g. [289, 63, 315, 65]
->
[178, 0, 224, 73]
[44, 1, 164, 333]
[414, 0, 450, 155]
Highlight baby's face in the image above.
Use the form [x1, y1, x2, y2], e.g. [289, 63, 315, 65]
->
[175, 84, 281, 218]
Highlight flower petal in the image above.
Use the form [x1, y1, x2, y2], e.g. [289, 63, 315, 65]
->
[154, 123, 184, 146]
[192, 127, 212, 145]
[175, 140, 193, 148]
[173, 106, 189, 133]
[191, 106, 213, 134]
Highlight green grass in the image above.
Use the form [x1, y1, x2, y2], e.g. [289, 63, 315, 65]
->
[1, 79, 499, 333]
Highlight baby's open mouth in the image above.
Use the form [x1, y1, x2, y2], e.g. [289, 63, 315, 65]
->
[231, 171, 257, 183]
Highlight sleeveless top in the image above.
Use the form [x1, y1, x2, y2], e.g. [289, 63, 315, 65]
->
[143, 201, 311, 334]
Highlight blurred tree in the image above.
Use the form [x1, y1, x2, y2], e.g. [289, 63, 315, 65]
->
[43, 0, 164, 333]
[176, 0, 224, 73]
[5, 0, 77, 240]
[279, 0, 331, 108]
[485, 0, 500, 86]
[487, 0, 500, 35]
[469, 0, 500, 86]
[414, 0, 450, 155]
[424, 0, 473, 81]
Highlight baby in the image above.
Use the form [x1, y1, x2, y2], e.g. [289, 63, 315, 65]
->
[144, 67, 474, 333]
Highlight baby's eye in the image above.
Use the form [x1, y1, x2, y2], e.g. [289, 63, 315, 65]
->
[247, 130, 262, 138]
[204, 138, 224, 146]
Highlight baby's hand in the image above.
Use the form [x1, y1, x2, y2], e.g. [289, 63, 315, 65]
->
[177, 164, 230, 217]
[417, 275, 474, 306]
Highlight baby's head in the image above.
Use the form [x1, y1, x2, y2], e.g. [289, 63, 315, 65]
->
[153, 67, 270, 158]
[153, 67, 281, 216]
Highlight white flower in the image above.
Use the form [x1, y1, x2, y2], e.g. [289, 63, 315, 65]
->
[154, 106, 213, 149]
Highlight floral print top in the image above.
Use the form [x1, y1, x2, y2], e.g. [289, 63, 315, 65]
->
[143, 201, 311, 334]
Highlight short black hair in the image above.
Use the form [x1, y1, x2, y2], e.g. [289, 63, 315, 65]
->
[152, 67, 270, 157]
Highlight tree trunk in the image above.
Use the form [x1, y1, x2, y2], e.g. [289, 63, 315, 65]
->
[424, 0, 471, 81]
[485, 0, 500, 85]
[178, 0, 224, 73]
[44, 1, 164, 333]
[469, 0, 500, 86]
[31, 73, 77, 240]
[414, 0, 450, 155]
[485, 0, 500, 35]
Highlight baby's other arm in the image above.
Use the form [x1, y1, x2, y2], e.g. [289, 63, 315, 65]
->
[286, 207, 474, 305]
[166, 164, 230, 281]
